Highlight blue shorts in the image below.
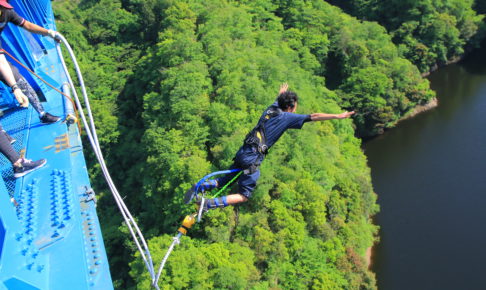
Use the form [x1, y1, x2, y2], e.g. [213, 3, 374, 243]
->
[217, 146, 263, 198]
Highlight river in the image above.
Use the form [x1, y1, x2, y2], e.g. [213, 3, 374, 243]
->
[365, 45, 486, 290]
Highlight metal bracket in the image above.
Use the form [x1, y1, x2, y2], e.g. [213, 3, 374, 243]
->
[84, 186, 97, 204]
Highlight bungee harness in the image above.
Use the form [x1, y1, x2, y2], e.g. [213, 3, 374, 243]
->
[244, 107, 282, 155]
[239, 106, 282, 175]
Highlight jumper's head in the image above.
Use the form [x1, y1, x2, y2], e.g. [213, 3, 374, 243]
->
[277, 91, 298, 113]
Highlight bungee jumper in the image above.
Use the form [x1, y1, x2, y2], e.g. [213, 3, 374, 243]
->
[184, 83, 355, 212]
[156, 85, 355, 286]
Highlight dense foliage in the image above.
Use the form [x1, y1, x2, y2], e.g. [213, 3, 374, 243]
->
[327, 0, 486, 72]
[52, 0, 484, 289]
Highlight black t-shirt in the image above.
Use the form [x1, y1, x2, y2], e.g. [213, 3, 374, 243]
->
[0, 8, 25, 49]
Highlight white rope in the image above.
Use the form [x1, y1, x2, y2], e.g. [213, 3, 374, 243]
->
[154, 235, 181, 287]
[55, 34, 158, 288]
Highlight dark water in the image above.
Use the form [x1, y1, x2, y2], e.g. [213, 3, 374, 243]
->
[365, 46, 486, 290]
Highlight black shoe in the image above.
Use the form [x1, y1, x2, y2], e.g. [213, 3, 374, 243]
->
[40, 112, 61, 124]
[2, 130, 16, 144]
[14, 158, 47, 178]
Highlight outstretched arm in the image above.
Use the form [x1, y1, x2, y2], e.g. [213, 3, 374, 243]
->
[310, 111, 355, 121]
[22, 21, 49, 36]
[22, 21, 58, 40]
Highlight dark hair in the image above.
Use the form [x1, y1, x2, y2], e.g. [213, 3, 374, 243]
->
[277, 91, 298, 110]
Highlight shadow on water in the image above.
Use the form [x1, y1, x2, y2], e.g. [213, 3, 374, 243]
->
[461, 44, 486, 75]
[365, 43, 486, 290]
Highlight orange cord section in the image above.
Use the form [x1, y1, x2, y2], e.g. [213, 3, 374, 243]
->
[1, 49, 82, 132]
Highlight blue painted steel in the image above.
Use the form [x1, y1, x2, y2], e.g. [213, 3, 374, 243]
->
[0, 83, 15, 110]
[0, 1, 113, 289]
[0, 217, 4, 261]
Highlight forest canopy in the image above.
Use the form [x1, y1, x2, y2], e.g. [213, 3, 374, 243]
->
[327, 0, 485, 72]
[52, 0, 484, 288]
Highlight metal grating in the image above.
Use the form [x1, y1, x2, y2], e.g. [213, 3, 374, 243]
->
[0, 108, 31, 197]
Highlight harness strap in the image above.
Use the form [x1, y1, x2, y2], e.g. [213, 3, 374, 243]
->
[244, 107, 281, 155]
[243, 164, 260, 175]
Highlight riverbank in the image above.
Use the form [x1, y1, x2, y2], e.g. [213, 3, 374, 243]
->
[361, 97, 439, 142]
[365, 246, 372, 268]
[421, 56, 463, 77]
[372, 55, 464, 135]
[399, 97, 438, 122]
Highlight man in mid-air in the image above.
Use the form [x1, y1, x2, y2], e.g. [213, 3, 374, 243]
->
[186, 83, 355, 211]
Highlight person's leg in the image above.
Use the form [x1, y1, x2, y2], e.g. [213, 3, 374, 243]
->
[204, 193, 248, 209]
[1, 130, 16, 144]
[15, 77, 45, 116]
[226, 194, 248, 204]
[204, 169, 259, 210]
[0, 122, 47, 178]
[184, 164, 239, 204]
[0, 125, 20, 164]
[185, 178, 219, 204]
[14, 73, 60, 124]
[199, 179, 219, 191]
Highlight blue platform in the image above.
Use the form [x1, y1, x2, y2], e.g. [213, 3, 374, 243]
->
[0, 1, 112, 289]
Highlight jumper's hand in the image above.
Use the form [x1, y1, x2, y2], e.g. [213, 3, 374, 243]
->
[279, 82, 289, 94]
[336, 111, 355, 119]
[13, 88, 29, 108]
